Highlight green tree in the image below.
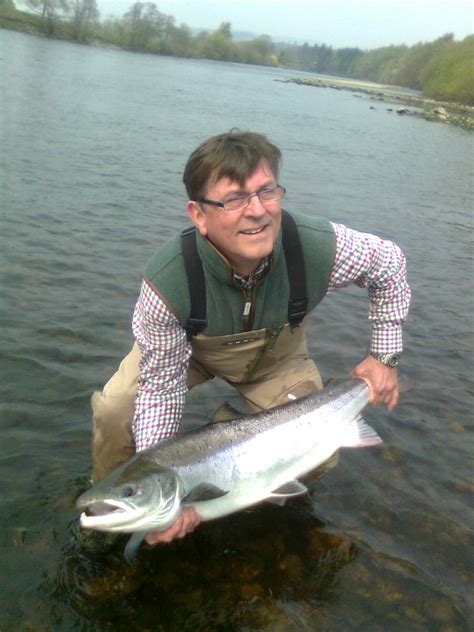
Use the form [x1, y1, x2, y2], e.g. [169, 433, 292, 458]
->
[421, 35, 474, 104]
[394, 33, 454, 88]
[313, 44, 334, 73]
[161, 22, 195, 57]
[351, 46, 405, 82]
[72, 0, 99, 41]
[100, 16, 126, 46]
[25, 0, 70, 34]
[331, 47, 364, 76]
[278, 46, 298, 68]
[196, 22, 236, 60]
[238, 35, 276, 66]
[124, 2, 167, 52]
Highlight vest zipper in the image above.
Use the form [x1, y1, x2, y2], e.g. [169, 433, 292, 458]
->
[242, 287, 256, 331]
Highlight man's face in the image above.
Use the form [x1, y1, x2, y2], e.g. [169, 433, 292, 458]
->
[187, 161, 282, 277]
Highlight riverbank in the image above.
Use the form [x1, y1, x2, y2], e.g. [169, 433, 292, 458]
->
[2, 9, 473, 127]
[283, 76, 474, 131]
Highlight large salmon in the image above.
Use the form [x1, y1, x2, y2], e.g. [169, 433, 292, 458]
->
[77, 378, 382, 560]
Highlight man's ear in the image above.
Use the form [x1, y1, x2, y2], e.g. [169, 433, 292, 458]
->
[187, 200, 208, 236]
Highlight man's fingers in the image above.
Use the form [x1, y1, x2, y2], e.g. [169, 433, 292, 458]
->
[144, 507, 200, 546]
[351, 357, 400, 412]
[371, 383, 399, 410]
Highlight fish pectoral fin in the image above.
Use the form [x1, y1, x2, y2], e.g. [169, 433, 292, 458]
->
[124, 531, 147, 564]
[209, 401, 245, 424]
[270, 480, 308, 498]
[265, 497, 288, 506]
[183, 483, 229, 503]
[341, 415, 383, 448]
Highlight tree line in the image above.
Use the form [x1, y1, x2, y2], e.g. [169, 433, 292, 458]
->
[1, 0, 472, 104]
[279, 33, 474, 105]
[0, 0, 278, 65]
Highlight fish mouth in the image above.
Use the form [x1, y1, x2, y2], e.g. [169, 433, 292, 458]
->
[84, 500, 126, 517]
[79, 498, 146, 532]
[78, 487, 182, 534]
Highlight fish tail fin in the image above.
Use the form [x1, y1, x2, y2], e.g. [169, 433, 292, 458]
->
[341, 415, 383, 448]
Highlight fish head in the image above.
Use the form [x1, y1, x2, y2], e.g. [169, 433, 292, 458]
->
[76, 456, 182, 534]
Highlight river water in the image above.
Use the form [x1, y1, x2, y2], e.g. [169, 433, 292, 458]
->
[1, 29, 473, 631]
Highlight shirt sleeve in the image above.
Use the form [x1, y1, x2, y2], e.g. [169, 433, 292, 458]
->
[328, 222, 411, 354]
[131, 278, 192, 451]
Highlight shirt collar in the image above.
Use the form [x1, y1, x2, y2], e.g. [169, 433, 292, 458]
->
[233, 257, 272, 290]
[195, 228, 282, 286]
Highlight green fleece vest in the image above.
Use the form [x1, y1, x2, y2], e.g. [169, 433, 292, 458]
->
[144, 211, 336, 336]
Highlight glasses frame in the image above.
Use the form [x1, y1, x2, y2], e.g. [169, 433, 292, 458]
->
[199, 185, 286, 213]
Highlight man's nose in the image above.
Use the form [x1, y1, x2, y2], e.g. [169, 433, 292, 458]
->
[243, 193, 266, 216]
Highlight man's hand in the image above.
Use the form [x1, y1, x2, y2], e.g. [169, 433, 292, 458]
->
[351, 355, 399, 411]
[144, 507, 201, 546]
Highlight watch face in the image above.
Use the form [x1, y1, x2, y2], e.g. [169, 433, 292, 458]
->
[387, 354, 400, 367]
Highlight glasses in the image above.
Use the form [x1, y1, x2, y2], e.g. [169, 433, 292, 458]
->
[200, 185, 286, 213]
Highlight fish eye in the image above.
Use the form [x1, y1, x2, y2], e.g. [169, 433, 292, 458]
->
[121, 485, 136, 498]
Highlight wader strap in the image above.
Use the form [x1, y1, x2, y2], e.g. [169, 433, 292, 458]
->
[181, 226, 207, 339]
[181, 211, 308, 336]
[281, 210, 308, 327]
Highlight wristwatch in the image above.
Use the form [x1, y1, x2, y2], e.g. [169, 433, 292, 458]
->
[370, 352, 401, 368]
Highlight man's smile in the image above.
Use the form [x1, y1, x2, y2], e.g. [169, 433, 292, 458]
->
[238, 224, 268, 235]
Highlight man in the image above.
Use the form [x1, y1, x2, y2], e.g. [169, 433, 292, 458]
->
[90, 131, 410, 546]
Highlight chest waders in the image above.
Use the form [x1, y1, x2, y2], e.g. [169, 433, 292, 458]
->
[91, 212, 323, 482]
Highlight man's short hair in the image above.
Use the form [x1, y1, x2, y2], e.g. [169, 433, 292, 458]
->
[183, 131, 282, 201]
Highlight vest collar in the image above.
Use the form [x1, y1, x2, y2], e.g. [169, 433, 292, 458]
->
[195, 228, 283, 286]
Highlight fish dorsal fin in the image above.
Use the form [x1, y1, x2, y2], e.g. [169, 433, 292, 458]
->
[270, 480, 308, 498]
[341, 415, 383, 448]
[124, 531, 147, 564]
[183, 483, 229, 504]
[210, 401, 246, 424]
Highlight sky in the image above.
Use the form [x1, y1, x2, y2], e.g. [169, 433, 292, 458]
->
[95, 0, 473, 48]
